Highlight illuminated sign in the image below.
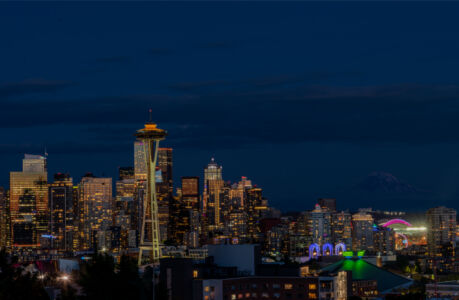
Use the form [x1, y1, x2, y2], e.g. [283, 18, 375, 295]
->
[343, 251, 353, 259]
[342, 250, 365, 259]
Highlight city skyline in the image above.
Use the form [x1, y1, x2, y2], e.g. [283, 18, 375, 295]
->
[3, 2, 459, 213]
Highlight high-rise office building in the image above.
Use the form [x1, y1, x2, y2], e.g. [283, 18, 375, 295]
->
[229, 177, 252, 208]
[48, 173, 74, 253]
[351, 211, 374, 251]
[134, 141, 147, 182]
[115, 167, 137, 249]
[181, 177, 200, 210]
[203, 158, 224, 232]
[245, 187, 268, 243]
[169, 177, 201, 246]
[76, 175, 112, 250]
[0, 187, 10, 249]
[426, 206, 457, 273]
[9, 154, 48, 248]
[157, 148, 173, 242]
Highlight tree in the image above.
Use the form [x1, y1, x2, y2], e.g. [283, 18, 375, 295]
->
[0, 249, 49, 300]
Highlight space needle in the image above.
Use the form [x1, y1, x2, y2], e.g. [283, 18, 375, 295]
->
[135, 111, 167, 266]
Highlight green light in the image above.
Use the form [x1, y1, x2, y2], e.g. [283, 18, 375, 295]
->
[357, 250, 365, 257]
[343, 251, 353, 258]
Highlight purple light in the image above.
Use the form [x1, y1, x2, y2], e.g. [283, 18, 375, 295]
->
[381, 219, 412, 227]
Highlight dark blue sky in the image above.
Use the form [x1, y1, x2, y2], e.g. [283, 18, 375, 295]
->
[2, 2, 459, 212]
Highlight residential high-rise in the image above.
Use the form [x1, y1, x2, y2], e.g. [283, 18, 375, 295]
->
[135, 121, 167, 265]
[9, 154, 48, 248]
[373, 226, 395, 255]
[351, 211, 374, 251]
[48, 173, 74, 253]
[76, 174, 112, 251]
[331, 211, 352, 249]
[307, 204, 332, 246]
[426, 206, 457, 273]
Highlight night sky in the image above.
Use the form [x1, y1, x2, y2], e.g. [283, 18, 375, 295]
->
[2, 2, 459, 212]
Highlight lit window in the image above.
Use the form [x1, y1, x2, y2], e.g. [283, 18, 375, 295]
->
[308, 293, 317, 299]
[284, 283, 293, 290]
[309, 284, 317, 290]
[231, 295, 236, 300]
[273, 293, 281, 298]
[193, 270, 198, 278]
[205, 286, 210, 292]
[273, 284, 280, 289]
[262, 293, 270, 298]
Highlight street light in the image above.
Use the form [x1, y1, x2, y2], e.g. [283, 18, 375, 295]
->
[58, 274, 70, 283]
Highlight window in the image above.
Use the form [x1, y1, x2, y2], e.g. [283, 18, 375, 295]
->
[273, 284, 281, 289]
[193, 270, 198, 278]
[308, 293, 317, 299]
[309, 284, 317, 290]
[285, 283, 293, 290]
[273, 293, 281, 298]
[205, 286, 210, 292]
[231, 295, 236, 300]
[261, 293, 270, 298]
[251, 284, 257, 289]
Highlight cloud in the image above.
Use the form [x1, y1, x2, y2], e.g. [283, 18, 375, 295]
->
[197, 41, 241, 49]
[0, 79, 74, 99]
[94, 56, 131, 64]
[149, 48, 174, 55]
[3, 82, 459, 150]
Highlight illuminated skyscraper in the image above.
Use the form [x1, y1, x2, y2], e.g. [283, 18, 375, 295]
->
[245, 187, 268, 243]
[76, 175, 112, 251]
[48, 173, 74, 253]
[0, 187, 10, 249]
[203, 158, 224, 232]
[170, 177, 201, 246]
[9, 154, 48, 248]
[181, 176, 200, 210]
[426, 206, 457, 273]
[157, 148, 172, 242]
[307, 204, 332, 246]
[135, 121, 167, 265]
[351, 211, 374, 251]
[229, 177, 252, 209]
[115, 167, 137, 249]
[331, 211, 352, 249]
